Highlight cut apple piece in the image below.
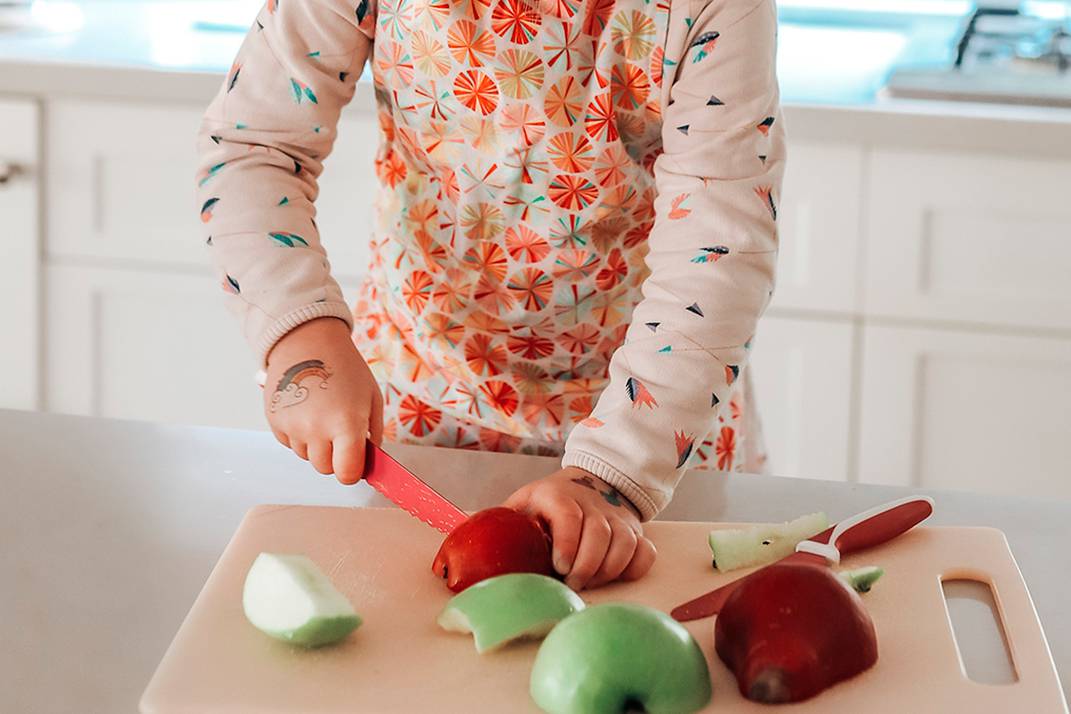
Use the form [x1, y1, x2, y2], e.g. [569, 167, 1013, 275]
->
[709, 511, 828, 572]
[242, 553, 361, 648]
[531, 603, 712, 714]
[839, 565, 885, 593]
[438, 573, 585, 653]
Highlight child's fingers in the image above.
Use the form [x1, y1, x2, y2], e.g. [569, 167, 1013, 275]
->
[272, 429, 290, 448]
[368, 391, 384, 446]
[566, 513, 612, 591]
[332, 435, 365, 485]
[543, 498, 583, 576]
[291, 440, 309, 461]
[619, 536, 657, 582]
[588, 520, 638, 588]
[308, 440, 334, 476]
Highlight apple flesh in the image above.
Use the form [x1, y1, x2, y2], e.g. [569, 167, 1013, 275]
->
[839, 565, 885, 593]
[432, 507, 555, 592]
[438, 573, 585, 653]
[708, 511, 828, 572]
[530, 603, 712, 714]
[242, 553, 361, 648]
[715, 562, 878, 703]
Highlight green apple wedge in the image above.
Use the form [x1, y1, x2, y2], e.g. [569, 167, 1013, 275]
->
[709, 511, 828, 572]
[242, 553, 362, 648]
[531, 603, 712, 714]
[438, 573, 585, 653]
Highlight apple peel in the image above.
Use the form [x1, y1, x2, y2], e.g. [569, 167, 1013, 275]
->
[438, 573, 585, 653]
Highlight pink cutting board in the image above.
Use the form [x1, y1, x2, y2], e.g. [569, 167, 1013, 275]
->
[141, 506, 1066, 713]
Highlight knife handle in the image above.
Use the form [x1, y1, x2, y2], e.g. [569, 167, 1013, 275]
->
[795, 496, 934, 564]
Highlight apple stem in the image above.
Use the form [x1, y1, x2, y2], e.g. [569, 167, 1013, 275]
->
[748, 668, 791, 703]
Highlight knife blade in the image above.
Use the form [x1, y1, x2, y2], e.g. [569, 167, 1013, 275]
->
[671, 495, 934, 622]
[363, 442, 469, 534]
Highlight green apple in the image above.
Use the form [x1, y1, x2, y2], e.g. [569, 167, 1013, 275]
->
[530, 603, 712, 714]
[839, 565, 885, 593]
[242, 553, 361, 648]
[438, 573, 585, 653]
[709, 511, 828, 572]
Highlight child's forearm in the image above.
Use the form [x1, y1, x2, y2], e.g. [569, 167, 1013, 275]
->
[563, 0, 785, 519]
[196, 0, 374, 366]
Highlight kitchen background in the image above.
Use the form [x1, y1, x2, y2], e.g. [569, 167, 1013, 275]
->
[1, 0, 1069, 499]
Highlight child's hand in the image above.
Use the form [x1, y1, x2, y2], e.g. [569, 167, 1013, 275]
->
[263, 317, 383, 484]
[505, 468, 657, 590]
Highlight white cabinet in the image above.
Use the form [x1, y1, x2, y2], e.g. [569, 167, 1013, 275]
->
[0, 98, 40, 410]
[46, 98, 377, 276]
[770, 141, 865, 315]
[864, 149, 1071, 332]
[857, 324, 1071, 499]
[750, 315, 856, 482]
[45, 265, 265, 429]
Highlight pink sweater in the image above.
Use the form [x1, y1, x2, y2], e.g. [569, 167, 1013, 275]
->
[197, 0, 785, 519]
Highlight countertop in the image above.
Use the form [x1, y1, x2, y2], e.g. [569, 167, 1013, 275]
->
[2, 408, 1070, 711]
[3, 0, 1071, 156]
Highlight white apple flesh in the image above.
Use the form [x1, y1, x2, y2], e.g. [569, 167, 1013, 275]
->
[708, 511, 828, 572]
[438, 573, 585, 653]
[242, 553, 361, 648]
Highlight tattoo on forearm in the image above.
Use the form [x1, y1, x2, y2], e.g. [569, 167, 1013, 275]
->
[270, 359, 331, 413]
[571, 475, 626, 509]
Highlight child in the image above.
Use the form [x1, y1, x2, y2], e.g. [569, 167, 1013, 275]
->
[197, 0, 784, 590]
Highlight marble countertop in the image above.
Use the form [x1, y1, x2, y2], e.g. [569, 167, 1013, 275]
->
[2, 409, 1069, 711]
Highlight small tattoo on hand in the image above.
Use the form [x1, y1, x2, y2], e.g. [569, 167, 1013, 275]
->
[270, 359, 331, 413]
[571, 475, 598, 491]
[572, 475, 626, 509]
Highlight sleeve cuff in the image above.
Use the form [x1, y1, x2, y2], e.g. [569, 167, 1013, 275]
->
[254, 301, 354, 366]
[562, 450, 661, 521]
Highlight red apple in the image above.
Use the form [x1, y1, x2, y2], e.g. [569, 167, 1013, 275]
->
[432, 507, 555, 593]
[715, 562, 878, 703]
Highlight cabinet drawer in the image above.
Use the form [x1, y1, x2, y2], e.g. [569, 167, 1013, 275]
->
[45, 97, 377, 277]
[857, 324, 1071, 499]
[0, 96, 40, 409]
[863, 149, 1071, 332]
[769, 141, 864, 315]
[749, 315, 856, 481]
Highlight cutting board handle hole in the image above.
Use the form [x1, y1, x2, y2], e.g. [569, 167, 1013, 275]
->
[941, 577, 1018, 685]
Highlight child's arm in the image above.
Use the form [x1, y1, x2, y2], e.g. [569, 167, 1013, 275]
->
[562, 0, 785, 520]
[508, 0, 783, 590]
[197, 0, 381, 480]
[197, 0, 374, 362]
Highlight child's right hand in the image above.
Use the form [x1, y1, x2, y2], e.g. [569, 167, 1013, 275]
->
[263, 317, 383, 484]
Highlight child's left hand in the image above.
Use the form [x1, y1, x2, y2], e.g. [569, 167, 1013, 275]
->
[505, 468, 657, 591]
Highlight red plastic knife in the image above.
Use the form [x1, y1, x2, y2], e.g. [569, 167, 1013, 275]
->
[670, 495, 934, 622]
[363, 442, 469, 534]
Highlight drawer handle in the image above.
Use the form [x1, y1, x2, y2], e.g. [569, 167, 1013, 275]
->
[0, 161, 28, 185]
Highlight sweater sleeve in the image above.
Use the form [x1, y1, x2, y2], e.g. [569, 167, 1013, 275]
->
[562, 0, 786, 520]
[196, 0, 376, 365]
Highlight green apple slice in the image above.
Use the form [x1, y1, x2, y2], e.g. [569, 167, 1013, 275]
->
[438, 573, 585, 654]
[839, 565, 885, 593]
[242, 553, 361, 648]
[531, 603, 712, 714]
[709, 511, 828, 572]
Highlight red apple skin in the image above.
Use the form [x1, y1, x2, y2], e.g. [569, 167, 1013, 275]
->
[714, 562, 878, 703]
[432, 507, 556, 593]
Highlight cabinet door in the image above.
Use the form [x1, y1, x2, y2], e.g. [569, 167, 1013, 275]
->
[863, 149, 1071, 331]
[857, 324, 1071, 499]
[315, 93, 379, 282]
[748, 315, 856, 481]
[767, 141, 864, 315]
[0, 97, 40, 409]
[45, 265, 265, 429]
